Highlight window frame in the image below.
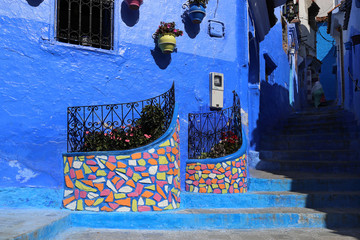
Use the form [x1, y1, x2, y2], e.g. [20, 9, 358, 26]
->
[53, 0, 118, 52]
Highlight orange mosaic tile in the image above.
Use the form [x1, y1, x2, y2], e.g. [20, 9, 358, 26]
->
[106, 162, 116, 171]
[141, 173, 149, 177]
[94, 183, 104, 192]
[65, 175, 74, 188]
[141, 191, 154, 198]
[81, 180, 94, 187]
[75, 170, 84, 179]
[126, 180, 135, 188]
[199, 187, 207, 193]
[105, 192, 114, 202]
[115, 198, 131, 207]
[117, 162, 127, 168]
[90, 166, 99, 173]
[85, 200, 95, 206]
[101, 206, 113, 212]
[153, 206, 162, 211]
[219, 184, 225, 189]
[68, 157, 73, 168]
[131, 152, 141, 159]
[157, 148, 165, 155]
[207, 164, 215, 169]
[86, 155, 95, 159]
[172, 147, 179, 155]
[218, 167, 225, 173]
[148, 159, 157, 165]
[111, 176, 120, 185]
[63, 196, 75, 206]
[203, 170, 211, 174]
[194, 166, 201, 171]
[157, 185, 167, 199]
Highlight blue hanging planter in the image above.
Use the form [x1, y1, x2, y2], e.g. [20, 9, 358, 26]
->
[188, 4, 206, 24]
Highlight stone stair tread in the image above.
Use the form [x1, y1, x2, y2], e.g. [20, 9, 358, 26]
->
[258, 158, 360, 163]
[176, 207, 360, 214]
[249, 169, 360, 179]
[250, 191, 360, 195]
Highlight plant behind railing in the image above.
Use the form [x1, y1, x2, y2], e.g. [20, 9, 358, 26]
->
[67, 84, 175, 152]
[188, 91, 242, 159]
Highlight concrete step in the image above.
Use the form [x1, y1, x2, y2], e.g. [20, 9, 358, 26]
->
[0, 209, 70, 240]
[259, 150, 360, 161]
[69, 207, 360, 229]
[181, 192, 360, 209]
[249, 169, 360, 192]
[287, 112, 355, 123]
[54, 228, 360, 240]
[284, 118, 357, 128]
[262, 132, 360, 141]
[255, 159, 360, 173]
[275, 125, 359, 135]
[259, 139, 360, 151]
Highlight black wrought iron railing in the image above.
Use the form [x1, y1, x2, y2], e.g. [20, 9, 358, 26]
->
[67, 83, 175, 152]
[188, 91, 242, 159]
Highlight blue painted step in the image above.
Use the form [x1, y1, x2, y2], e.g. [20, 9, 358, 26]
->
[255, 159, 360, 173]
[249, 169, 360, 192]
[259, 150, 360, 161]
[69, 208, 360, 229]
[262, 132, 360, 142]
[260, 139, 360, 151]
[181, 192, 360, 209]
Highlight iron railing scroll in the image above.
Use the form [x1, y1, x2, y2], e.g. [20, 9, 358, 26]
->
[188, 91, 242, 159]
[67, 83, 175, 152]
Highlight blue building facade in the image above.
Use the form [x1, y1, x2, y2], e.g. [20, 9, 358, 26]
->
[328, 0, 360, 123]
[317, 21, 337, 101]
[0, 0, 293, 207]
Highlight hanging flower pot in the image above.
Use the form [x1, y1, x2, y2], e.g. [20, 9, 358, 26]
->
[124, 0, 143, 10]
[186, 0, 208, 24]
[158, 34, 177, 54]
[188, 4, 206, 24]
[153, 22, 183, 54]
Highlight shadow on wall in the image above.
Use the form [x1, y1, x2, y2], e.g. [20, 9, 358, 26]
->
[181, 12, 200, 39]
[26, 0, 44, 7]
[251, 81, 291, 151]
[320, 46, 337, 100]
[150, 39, 172, 70]
[121, 1, 140, 27]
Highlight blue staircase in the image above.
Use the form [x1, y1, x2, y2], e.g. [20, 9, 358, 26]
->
[248, 105, 360, 229]
[62, 105, 360, 231]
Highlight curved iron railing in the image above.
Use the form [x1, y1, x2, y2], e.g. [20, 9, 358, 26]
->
[67, 83, 175, 152]
[188, 91, 242, 159]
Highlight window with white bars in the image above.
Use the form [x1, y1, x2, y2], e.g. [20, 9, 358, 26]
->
[56, 0, 114, 50]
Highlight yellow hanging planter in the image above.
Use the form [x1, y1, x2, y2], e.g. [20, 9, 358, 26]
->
[158, 34, 177, 54]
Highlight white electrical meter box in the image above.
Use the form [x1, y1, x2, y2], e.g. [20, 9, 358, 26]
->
[209, 72, 224, 109]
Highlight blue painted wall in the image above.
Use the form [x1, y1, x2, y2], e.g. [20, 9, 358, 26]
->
[341, 1, 360, 124]
[248, 8, 292, 167]
[0, 0, 249, 191]
[317, 22, 337, 101]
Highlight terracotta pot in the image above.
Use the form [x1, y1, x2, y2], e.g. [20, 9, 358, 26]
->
[124, 0, 143, 10]
[158, 34, 177, 54]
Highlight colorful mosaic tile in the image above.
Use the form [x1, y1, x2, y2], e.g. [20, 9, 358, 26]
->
[185, 154, 247, 194]
[63, 119, 180, 212]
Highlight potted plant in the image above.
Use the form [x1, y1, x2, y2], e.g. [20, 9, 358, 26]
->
[187, 0, 209, 24]
[124, 0, 143, 10]
[153, 22, 183, 54]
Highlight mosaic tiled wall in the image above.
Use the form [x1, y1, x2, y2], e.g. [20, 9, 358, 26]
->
[185, 154, 247, 193]
[62, 120, 180, 212]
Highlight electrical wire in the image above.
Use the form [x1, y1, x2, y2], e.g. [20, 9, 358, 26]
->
[214, 0, 219, 18]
